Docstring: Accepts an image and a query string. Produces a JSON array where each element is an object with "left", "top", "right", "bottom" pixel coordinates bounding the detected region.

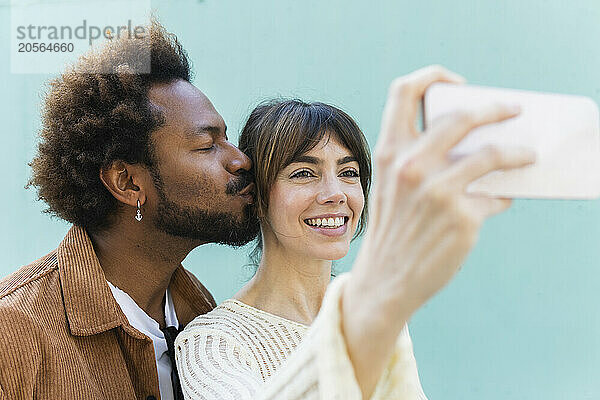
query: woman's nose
[{"left": 316, "top": 180, "right": 347, "bottom": 205}]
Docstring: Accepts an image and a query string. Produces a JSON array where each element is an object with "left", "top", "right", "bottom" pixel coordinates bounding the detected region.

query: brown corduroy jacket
[{"left": 0, "top": 225, "right": 216, "bottom": 400}]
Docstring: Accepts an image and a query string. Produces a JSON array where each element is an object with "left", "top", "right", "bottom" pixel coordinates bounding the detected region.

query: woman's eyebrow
[
  {"left": 292, "top": 155, "right": 320, "bottom": 165},
  {"left": 337, "top": 156, "right": 358, "bottom": 165},
  {"left": 291, "top": 155, "right": 358, "bottom": 165}
]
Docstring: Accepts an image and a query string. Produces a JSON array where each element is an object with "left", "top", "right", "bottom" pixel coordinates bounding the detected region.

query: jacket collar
[{"left": 58, "top": 225, "right": 216, "bottom": 336}]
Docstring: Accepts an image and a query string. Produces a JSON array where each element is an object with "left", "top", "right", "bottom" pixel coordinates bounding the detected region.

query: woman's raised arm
[{"left": 341, "top": 65, "right": 535, "bottom": 398}]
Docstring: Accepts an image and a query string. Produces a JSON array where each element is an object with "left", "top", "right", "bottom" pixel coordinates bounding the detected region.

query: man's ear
[{"left": 99, "top": 161, "right": 148, "bottom": 207}]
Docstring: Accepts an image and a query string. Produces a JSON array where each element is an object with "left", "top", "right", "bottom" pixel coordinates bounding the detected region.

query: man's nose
[{"left": 225, "top": 142, "right": 252, "bottom": 174}]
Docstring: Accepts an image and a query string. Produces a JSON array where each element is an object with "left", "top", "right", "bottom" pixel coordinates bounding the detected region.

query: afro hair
[{"left": 28, "top": 19, "right": 192, "bottom": 231}]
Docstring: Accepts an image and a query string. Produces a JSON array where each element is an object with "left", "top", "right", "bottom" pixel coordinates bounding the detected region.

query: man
[{"left": 0, "top": 20, "right": 534, "bottom": 400}]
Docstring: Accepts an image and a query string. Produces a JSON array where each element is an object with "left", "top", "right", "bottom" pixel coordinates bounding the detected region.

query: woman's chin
[{"left": 303, "top": 245, "right": 349, "bottom": 261}]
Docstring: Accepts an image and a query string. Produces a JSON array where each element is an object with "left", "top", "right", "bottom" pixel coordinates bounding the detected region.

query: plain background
[{"left": 1, "top": 1, "right": 599, "bottom": 398}]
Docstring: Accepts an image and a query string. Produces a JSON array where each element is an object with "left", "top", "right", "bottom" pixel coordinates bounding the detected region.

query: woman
[{"left": 175, "top": 99, "right": 428, "bottom": 399}]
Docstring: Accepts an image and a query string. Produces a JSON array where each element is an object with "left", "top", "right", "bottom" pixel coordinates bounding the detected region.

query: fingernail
[
  {"left": 508, "top": 104, "right": 521, "bottom": 114},
  {"left": 523, "top": 148, "right": 537, "bottom": 161},
  {"left": 513, "top": 146, "right": 536, "bottom": 161},
  {"left": 450, "top": 72, "right": 467, "bottom": 83}
]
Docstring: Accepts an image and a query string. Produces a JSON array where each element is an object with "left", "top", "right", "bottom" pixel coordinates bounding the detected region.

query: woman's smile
[{"left": 303, "top": 215, "right": 350, "bottom": 237}]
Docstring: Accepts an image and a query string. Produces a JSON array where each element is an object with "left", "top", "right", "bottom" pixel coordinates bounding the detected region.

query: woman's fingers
[
  {"left": 422, "top": 103, "right": 522, "bottom": 158},
  {"left": 391, "top": 65, "right": 466, "bottom": 132},
  {"left": 381, "top": 102, "right": 523, "bottom": 185},
  {"left": 377, "top": 65, "right": 466, "bottom": 157},
  {"left": 425, "top": 145, "right": 534, "bottom": 221},
  {"left": 471, "top": 196, "right": 513, "bottom": 217},
  {"left": 440, "top": 145, "right": 537, "bottom": 189}
]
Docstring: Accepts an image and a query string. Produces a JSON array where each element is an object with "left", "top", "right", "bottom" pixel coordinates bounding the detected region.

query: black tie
[{"left": 162, "top": 325, "right": 184, "bottom": 400}]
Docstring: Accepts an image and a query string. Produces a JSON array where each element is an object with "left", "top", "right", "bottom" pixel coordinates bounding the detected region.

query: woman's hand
[{"left": 341, "top": 65, "right": 536, "bottom": 398}]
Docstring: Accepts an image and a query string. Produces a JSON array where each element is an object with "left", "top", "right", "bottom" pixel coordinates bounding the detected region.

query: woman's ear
[{"left": 99, "top": 161, "right": 147, "bottom": 207}]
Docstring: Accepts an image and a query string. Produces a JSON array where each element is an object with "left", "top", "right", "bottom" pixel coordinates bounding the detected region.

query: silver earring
[{"left": 135, "top": 199, "right": 143, "bottom": 222}]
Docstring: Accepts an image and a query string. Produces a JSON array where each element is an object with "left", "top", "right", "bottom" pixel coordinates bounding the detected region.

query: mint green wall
[{"left": 1, "top": 1, "right": 599, "bottom": 398}]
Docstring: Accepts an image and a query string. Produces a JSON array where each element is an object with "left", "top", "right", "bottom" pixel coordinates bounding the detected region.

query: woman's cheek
[
  {"left": 274, "top": 185, "right": 312, "bottom": 236},
  {"left": 349, "top": 187, "right": 365, "bottom": 227}
]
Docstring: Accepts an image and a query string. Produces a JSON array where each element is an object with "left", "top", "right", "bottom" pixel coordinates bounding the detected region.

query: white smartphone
[{"left": 423, "top": 83, "right": 600, "bottom": 199}]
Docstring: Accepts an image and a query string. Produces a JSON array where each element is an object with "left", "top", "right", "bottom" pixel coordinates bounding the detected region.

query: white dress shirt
[{"left": 108, "top": 282, "right": 179, "bottom": 400}]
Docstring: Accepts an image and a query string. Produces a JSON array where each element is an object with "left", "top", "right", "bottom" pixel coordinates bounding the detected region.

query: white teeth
[{"left": 305, "top": 217, "right": 346, "bottom": 228}]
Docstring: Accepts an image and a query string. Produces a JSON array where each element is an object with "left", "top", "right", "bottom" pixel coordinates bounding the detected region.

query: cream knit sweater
[{"left": 175, "top": 273, "right": 428, "bottom": 400}]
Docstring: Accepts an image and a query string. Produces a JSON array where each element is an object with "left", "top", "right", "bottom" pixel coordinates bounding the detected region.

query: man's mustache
[{"left": 225, "top": 172, "right": 254, "bottom": 195}]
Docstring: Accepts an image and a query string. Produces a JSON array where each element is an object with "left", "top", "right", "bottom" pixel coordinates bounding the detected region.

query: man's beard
[{"left": 150, "top": 169, "right": 260, "bottom": 247}]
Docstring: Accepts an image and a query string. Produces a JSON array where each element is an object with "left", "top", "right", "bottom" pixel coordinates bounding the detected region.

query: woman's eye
[
  {"left": 340, "top": 169, "right": 360, "bottom": 178},
  {"left": 290, "top": 169, "right": 314, "bottom": 179}
]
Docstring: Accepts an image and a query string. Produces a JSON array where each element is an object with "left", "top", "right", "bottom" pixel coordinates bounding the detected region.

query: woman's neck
[{"left": 234, "top": 245, "right": 332, "bottom": 326}]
